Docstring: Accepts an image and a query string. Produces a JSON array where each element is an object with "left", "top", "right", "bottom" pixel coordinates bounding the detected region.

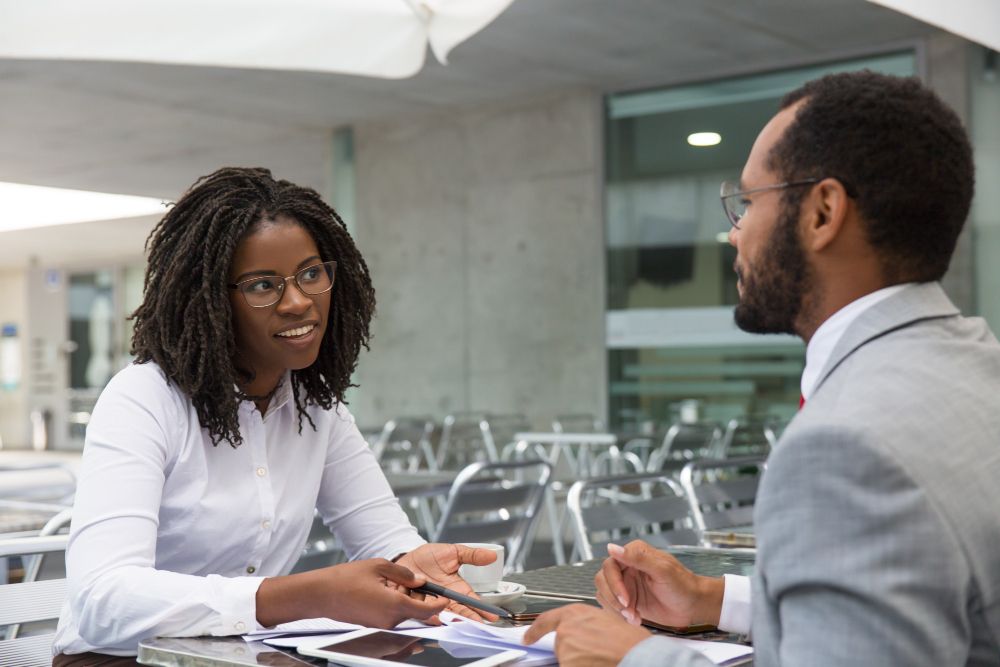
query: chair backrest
[
  {"left": 372, "top": 417, "right": 438, "bottom": 472},
  {"left": 567, "top": 472, "right": 700, "bottom": 561},
  {"left": 0, "top": 534, "right": 70, "bottom": 667},
  {"left": 437, "top": 412, "right": 495, "bottom": 468},
  {"left": 432, "top": 459, "right": 552, "bottom": 573},
  {"left": 552, "top": 414, "right": 605, "bottom": 434},
  {"left": 680, "top": 456, "right": 766, "bottom": 545},
  {"left": 648, "top": 421, "right": 722, "bottom": 469},
  {"left": 720, "top": 417, "right": 775, "bottom": 458},
  {"left": 480, "top": 414, "right": 530, "bottom": 461}
]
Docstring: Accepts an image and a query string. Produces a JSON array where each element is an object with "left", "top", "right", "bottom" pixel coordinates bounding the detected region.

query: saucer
[{"left": 477, "top": 581, "right": 526, "bottom": 606}]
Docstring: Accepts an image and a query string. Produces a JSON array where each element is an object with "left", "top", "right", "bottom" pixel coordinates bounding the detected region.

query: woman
[{"left": 53, "top": 167, "right": 494, "bottom": 665}]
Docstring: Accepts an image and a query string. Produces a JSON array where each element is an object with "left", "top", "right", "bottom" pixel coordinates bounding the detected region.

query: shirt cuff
[
  {"left": 621, "top": 636, "right": 691, "bottom": 667},
  {"left": 208, "top": 575, "right": 266, "bottom": 635},
  {"left": 717, "top": 574, "right": 752, "bottom": 635}
]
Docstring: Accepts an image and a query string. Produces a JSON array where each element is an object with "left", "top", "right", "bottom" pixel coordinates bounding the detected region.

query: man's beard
[{"left": 733, "top": 204, "right": 811, "bottom": 335}]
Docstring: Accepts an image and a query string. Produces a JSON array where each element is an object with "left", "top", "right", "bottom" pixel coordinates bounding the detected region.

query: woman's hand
[
  {"left": 595, "top": 541, "right": 723, "bottom": 629},
  {"left": 396, "top": 543, "right": 499, "bottom": 621},
  {"left": 255, "top": 559, "right": 448, "bottom": 629}
]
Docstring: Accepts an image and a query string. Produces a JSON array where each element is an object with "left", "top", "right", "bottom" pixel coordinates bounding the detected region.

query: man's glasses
[
  {"left": 228, "top": 260, "right": 337, "bottom": 308},
  {"left": 719, "top": 178, "right": 820, "bottom": 230}
]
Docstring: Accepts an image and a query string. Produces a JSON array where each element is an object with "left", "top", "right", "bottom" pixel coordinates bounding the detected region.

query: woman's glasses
[{"left": 228, "top": 260, "right": 337, "bottom": 308}]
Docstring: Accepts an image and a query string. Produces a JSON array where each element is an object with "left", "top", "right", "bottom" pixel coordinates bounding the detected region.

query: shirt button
[
  {"left": 256, "top": 467, "right": 266, "bottom": 477},
  {"left": 235, "top": 621, "right": 247, "bottom": 632},
  {"left": 246, "top": 565, "right": 256, "bottom": 574},
  {"left": 262, "top": 520, "right": 271, "bottom": 530}
]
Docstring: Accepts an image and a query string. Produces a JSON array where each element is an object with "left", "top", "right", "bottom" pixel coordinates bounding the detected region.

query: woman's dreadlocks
[{"left": 131, "top": 167, "right": 375, "bottom": 448}]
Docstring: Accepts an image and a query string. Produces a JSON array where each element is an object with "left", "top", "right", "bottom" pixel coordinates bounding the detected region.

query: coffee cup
[{"left": 458, "top": 543, "right": 505, "bottom": 593}]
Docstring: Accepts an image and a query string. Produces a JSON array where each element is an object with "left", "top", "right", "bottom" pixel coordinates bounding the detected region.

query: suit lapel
[{"left": 812, "top": 282, "right": 959, "bottom": 395}]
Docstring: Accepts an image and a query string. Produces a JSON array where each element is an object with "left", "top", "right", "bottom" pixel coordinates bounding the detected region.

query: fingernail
[
  {"left": 621, "top": 609, "right": 633, "bottom": 623},
  {"left": 617, "top": 594, "right": 628, "bottom": 607},
  {"left": 608, "top": 544, "right": 624, "bottom": 556}
]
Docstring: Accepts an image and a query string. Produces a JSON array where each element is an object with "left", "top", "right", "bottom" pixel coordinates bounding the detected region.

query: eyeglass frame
[
  {"left": 227, "top": 260, "right": 337, "bottom": 308},
  {"left": 719, "top": 178, "right": 821, "bottom": 230}
]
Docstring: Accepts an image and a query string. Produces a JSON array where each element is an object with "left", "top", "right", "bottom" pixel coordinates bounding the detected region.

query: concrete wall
[{"left": 351, "top": 90, "right": 607, "bottom": 428}]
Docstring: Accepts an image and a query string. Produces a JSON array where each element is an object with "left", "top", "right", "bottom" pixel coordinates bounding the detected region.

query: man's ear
[{"left": 802, "top": 177, "right": 851, "bottom": 252}]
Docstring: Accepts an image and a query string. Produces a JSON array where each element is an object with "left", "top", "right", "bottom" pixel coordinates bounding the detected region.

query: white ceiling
[{"left": 0, "top": 0, "right": 935, "bottom": 267}]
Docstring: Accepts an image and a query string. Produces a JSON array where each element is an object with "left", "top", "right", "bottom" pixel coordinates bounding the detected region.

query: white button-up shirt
[{"left": 54, "top": 362, "right": 424, "bottom": 656}]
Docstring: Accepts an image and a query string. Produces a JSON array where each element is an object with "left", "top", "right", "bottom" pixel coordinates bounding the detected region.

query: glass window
[{"left": 605, "top": 52, "right": 916, "bottom": 430}]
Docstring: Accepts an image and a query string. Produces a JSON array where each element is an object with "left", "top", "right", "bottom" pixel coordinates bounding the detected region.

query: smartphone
[{"left": 297, "top": 629, "right": 526, "bottom": 667}]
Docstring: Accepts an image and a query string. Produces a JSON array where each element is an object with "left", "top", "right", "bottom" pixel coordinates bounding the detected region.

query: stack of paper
[{"left": 257, "top": 612, "right": 751, "bottom": 666}]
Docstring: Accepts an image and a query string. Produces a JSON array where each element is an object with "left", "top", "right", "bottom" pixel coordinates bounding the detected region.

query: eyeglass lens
[
  {"left": 239, "top": 261, "right": 336, "bottom": 307},
  {"left": 719, "top": 181, "right": 744, "bottom": 228}
]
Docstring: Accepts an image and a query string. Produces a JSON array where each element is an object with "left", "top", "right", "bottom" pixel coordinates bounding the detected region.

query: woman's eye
[
  {"left": 245, "top": 278, "right": 277, "bottom": 293},
  {"left": 300, "top": 267, "right": 321, "bottom": 282}
]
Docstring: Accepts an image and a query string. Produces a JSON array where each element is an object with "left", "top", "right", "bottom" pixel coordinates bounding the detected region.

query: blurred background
[{"left": 0, "top": 0, "right": 997, "bottom": 450}]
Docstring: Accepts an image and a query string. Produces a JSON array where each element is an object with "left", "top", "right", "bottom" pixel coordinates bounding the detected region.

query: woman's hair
[{"left": 131, "top": 166, "right": 376, "bottom": 448}]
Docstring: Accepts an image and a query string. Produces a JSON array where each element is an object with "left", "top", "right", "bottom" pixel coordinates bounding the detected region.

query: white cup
[{"left": 458, "top": 543, "right": 505, "bottom": 593}]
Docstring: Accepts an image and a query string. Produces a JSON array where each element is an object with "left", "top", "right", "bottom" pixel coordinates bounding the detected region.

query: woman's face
[{"left": 228, "top": 216, "right": 331, "bottom": 392}]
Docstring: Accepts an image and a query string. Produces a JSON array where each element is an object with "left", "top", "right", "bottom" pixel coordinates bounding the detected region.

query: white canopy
[
  {"left": 0, "top": 0, "right": 516, "bottom": 78},
  {"left": 866, "top": 0, "right": 1000, "bottom": 51}
]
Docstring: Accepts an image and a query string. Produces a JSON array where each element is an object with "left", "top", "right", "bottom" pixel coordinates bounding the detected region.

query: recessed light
[
  {"left": 0, "top": 182, "right": 165, "bottom": 232},
  {"left": 687, "top": 132, "right": 721, "bottom": 147},
  {"left": 715, "top": 232, "right": 731, "bottom": 244}
]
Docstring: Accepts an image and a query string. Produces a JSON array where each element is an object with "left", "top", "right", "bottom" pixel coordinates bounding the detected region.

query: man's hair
[
  {"left": 771, "top": 70, "right": 974, "bottom": 282},
  {"left": 131, "top": 167, "right": 376, "bottom": 448}
]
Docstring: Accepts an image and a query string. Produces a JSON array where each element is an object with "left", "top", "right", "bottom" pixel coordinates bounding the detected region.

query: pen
[{"left": 412, "top": 581, "right": 513, "bottom": 619}]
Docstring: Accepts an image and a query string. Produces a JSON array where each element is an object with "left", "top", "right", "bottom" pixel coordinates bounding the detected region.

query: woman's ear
[{"left": 802, "top": 177, "right": 851, "bottom": 252}]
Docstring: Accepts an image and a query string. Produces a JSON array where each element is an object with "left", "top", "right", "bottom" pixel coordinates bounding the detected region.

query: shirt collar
[
  {"left": 236, "top": 371, "right": 294, "bottom": 418},
  {"left": 800, "top": 283, "right": 912, "bottom": 400}
]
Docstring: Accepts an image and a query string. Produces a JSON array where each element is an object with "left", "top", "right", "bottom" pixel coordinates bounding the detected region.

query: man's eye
[
  {"left": 739, "top": 198, "right": 752, "bottom": 207},
  {"left": 245, "top": 278, "right": 277, "bottom": 293}
]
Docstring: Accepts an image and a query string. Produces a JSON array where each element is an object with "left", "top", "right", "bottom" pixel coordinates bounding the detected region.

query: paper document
[
  {"left": 246, "top": 617, "right": 426, "bottom": 641},
  {"left": 424, "top": 612, "right": 751, "bottom": 666}
]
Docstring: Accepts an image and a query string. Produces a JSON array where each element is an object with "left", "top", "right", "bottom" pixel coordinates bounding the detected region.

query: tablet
[{"left": 297, "top": 629, "right": 526, "bottom": 667}]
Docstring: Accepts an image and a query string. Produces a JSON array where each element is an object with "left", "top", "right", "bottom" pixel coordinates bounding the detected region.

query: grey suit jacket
[{"left": 621, "top": 282, "right": 1000, "bottom": 666}]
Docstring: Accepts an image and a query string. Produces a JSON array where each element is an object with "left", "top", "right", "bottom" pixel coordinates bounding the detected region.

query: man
[{"left": 524, "top": 71, "right": 1000, "bottom": 665}]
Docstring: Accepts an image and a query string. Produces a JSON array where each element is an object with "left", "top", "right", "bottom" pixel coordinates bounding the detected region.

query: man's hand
[
  {"left": 256, "top": 559, "right": 448, "bottom": 629},
  {"left": 396, "top": 543, "right": 499, "bottom": 621},
  {"left": 523, "top": 604, "right": 650, "bottom": 667},
  {"left": 595, "top": 541, "right": 723, "bottom": 628}
]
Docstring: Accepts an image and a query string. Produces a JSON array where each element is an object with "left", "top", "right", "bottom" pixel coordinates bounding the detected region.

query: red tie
[{"left": 799, "top": 394, "right": 806, "bottom": 410}]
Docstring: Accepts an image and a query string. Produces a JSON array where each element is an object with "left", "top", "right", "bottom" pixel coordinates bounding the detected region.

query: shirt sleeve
[
  {"left": 620, "top": 636, "right": 716, "bottom": 667},
  {"left": 314, "top": 405, "right": 425, "bottom": 560},
  {"left": 717, "top": 574, "right": 752, "bottom": 635},
  {"left": 65, "top": 368, "right": 264, "bottom": 653}
]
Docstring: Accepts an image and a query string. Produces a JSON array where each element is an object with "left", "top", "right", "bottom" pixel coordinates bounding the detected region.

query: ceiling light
[
  {"left": 0, "top": 182, "right": 166, "bottom": 232},
  {"left": 687, "top": 132, "right": 721, "bottom": 147},
  {"left": 716, "top": 232, "right": 731, "bottom": 243}
]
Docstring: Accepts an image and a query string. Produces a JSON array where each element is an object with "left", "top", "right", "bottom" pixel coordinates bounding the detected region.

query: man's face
[{"left": 729, "top": 105, "right": 812, "bottom": 336}]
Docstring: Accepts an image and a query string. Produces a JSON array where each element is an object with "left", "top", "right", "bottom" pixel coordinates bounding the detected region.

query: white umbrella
[
  {"left": 0, "top": 0, "right": 516, "bottom": 79},
  {"left": 866, "top": 0, "right": 1000, "bottom": 52}
]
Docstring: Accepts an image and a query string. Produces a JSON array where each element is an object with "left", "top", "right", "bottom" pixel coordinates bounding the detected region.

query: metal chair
[
  {"left": 437, "top": 412, "right": 496, "bottom": 469},
  {"left": 567, "top": 472, "right": 700, "bottom": 562},
  {"left": 680, "top": 456, "right": 766, "bottom": 546},
  {"left": 647, "top": 421, "right": 723, "bottom": 470},
  {"left": 432, "top": 459, "right": 552, "bottom": 573},
  {"left": 719, "top": 416, "right": 778, "bottom": 458},
  {"left": 372, "top": 417, "right": 438, "bottom": 472},
  {"left": 481, "top": 414, "right": 531, "bottom": 463},
  {"left": 0, "top": 534, "right": 69, "bottom": 666}
]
